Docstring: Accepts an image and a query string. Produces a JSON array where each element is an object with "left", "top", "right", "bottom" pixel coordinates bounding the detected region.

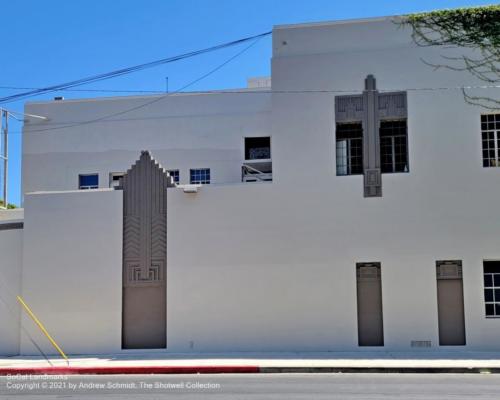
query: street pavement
[{"left": 1, "top": 373, "right": 500, "bottom": 399}]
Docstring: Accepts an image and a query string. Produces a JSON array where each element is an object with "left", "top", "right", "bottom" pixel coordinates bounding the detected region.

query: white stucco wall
[
  {"left": 11, "top": 17, "right": 500, "bottom": 353},
  {"left": 167, "top": 178, "right": 500, "bottom": 352},
  {"left": 22, "top": 91, "right": 271, "bottom": 198},
  {"left": 20, "top": 189, "right": 122, "bottom": 355},
  {"left": 0, "top": 211, "right": 23, "bottom": 356}
]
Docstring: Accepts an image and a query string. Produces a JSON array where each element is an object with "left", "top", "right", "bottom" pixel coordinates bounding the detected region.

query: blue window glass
[
  {"left": 190, "top": 168, "right": 210, "bottom": 184},
  {"left": 79, "top": 174, "right": 99, "bottom": 189}
]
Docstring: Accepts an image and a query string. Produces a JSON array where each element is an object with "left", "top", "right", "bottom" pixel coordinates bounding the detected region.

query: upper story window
[
  {"left": 481, "top": 114, "right": 500, "bottom": 168},
  {"left": 484, "top": 261, "right": 500, "bottom": 317},
  {"left": 242, "top": 137, "right": 272, "bottom": 183},
  {"left": 380, "top": 120, "right": 409, "bottom": 173},
  {"left": 245, "top": 137, "right": 271, "bottom": 160},
  {"left": 190, "top": 168, "right": 210, "bottom": 185},
  {"left": 79, "top": 174, "right": 99, "bottom": 190},
  {"left": 167, "top": 169, "right": 180, "bottom": 184},
  {"left": 336, "top": 123, "right": 363, "bottom": 176},
  {"left": 109, "top": 172, "right": 124, "bottom": 189}
]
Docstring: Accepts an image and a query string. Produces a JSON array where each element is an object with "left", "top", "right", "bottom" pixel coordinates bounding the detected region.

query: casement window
[
  {"left": 79, "top": 174, "right": 98, "bottom": 190},
  {"left": 167, "top": 170, "right": 180, "bottom": 184},
  {"left": 484, "top": 261, "right": 500, "bottom": 317},
  {"left": 336, "top": 123, "right": 363, "bottom": 176},
  {"left": 380, "top": 120, "right": 409, "bottom": 173},
  {"left": 481, "top": 114, "right": 500, "bottom": 168},
  {"left": 190, "top": 168, "right": 210, "bottom": 184}
]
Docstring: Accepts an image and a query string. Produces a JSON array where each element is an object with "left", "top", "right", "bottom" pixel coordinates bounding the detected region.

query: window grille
[
  {"left": 167, "top": 170, "right": 180, "bottom": 184},
  {"left": 481, "top": 114, "right": 500, "bottom": 168},
  {"left": 79, "top": 174, "right": 99, "bottom": 190},
  {"left": 484, "top": 261, "right": 500, "bottom": 317},
  {"left": 380, "top": 120, "right": 408, "bottom": 173},
  {"left": 245, "top": 137, "right": 271, "bottom": 160},
  {"left": 336, "top": 123, "right": 363, "bottom": 176},
  {"left": 190, "top": 168, "right": 210, "bottom": 184}
]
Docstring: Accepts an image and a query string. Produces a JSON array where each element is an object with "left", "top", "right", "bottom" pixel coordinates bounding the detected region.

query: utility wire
[
  {"left": 15, "top": 83, "right": 500, "bottom": 135},
  {"left": 0, "top": 86, "right": 164, "bottom": 94},
  {"left": 4, "top": 83, "right": 500, "bottom": 97},
  {"left": 22, "top": 35, "right": 266, "bottom": 134},
  {"left": 0, "top": 31, "right": 271, "bottom": 105}
]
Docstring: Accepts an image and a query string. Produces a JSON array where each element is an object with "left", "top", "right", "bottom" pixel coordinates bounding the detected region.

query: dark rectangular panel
[
  {"left": 356, "top": 263, "right": 384, "bottom": 346},
  {"left": 436, "top": 261, "right": 466, "bottom": 346}
]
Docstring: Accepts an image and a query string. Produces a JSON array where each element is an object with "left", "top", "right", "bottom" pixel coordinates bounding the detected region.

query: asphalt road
[{"left": 1, "top": 373, "right": 500, "bottom": 399}]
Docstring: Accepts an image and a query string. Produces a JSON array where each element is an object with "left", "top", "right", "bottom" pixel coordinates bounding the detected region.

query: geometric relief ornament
[
  {"left": 335, "top": 75, "right": 407, "bottom": 198},
  {"left": 122, "top": 151, "right": 175, "bottom": 349}
]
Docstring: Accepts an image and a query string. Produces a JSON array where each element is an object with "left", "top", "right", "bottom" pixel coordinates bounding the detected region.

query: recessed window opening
[
  {"left": 109, "top": 172, "right": 125, "bottom": 189},
  {"left": 79, "top": 174, "right": 99, "bottom": 190},
  {"left": 245, "top": 137, "right": 271, "bottom": 160},
  {"left": 380, "top": 120, "right": 408, "bottom": 173},
  {"left": 336, "top": 123, "right": 363, "bottom": 176},
  {"left": 484, "top": 261, "right": 500, "bottom": 317},
  {"left": 190, "top": 168, "right": 210, "bottom": 184},
  {"left": 481, "top": 114, "right": 500, "bottom": 168},
  {"left": 167, "top": 170, "right": 180, "bottom": 184}
]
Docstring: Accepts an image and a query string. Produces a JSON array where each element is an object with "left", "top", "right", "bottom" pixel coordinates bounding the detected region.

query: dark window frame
[
  {"left": 484, "top": 260, "right": 500, "bottom": 318},
  {"left": 244, "top": 137, "right": 271, "bottom": 160},
  {"left": 190, "top": 168, "right": 211, "bottom": 185},
  {"left": 380, "top": 119, "right": 409, "bottom": 174},
  {"left": 481, "top": 114, "right": 500, "bottom": 168},
  {"left": 336, "top": 122, "right": 363, "bottom": 176},
  {"left": 79, "top": 173, "right": 99, "bottom": 190},
  {"left": 167, "top": 169, "right": 180, "bottom": 184}
]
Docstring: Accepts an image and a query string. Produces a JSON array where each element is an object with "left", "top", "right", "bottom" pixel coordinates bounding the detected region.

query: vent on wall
[
  {"left": 436, "top": 260, "right": 463, "bottom": 280},
  {"left": 411, "top": 340, "right": 432, "bottom": 348}
]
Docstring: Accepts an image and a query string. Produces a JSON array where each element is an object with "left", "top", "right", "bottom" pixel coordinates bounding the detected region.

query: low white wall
[
  {"left": 21, "top": 189, "right": 122, "bottom": 355},
  {"left": 167, "top": 181, "right": 500, "bottom": 352},
  {"left": 0, "top": 219, "right": 23, "bottom": 356}
]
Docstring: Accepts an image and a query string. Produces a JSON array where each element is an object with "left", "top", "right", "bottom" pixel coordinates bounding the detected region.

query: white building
[{"left": 1, "top": 16, "right": 500, "bottom": 356}]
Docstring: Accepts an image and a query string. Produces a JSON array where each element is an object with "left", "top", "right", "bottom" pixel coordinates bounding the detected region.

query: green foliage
[
  {"left": 0, "top": 200, "right": 16, "bottom": 209},
  {"left": 398, "top": 6, "right": 500, "bottom": 109},
  {"left": 403, "top": 6, "right": 500, "bottom": 49}
]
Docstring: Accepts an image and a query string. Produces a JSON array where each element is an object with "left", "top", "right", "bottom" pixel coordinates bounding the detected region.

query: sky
[{"left": 0, "top": 0, "right": 494, "bottom": 205}]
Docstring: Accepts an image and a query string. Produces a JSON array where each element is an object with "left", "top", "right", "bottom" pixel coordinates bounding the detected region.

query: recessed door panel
[
  {"left": 356, "top": 263, "right": 384, "bottom": 346},
  {"left": 436, "top": 261, "right": 466, "bottom": 346}
]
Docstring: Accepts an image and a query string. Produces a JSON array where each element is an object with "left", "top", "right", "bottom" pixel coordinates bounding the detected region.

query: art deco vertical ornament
[
  {"left": 122, "top": 151, "right": 174, "bottom": 349},
  {"left": 335, "top": 75, "right": 407, "bottom": 197}
]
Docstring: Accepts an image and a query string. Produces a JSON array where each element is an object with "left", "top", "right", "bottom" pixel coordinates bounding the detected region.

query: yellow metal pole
[{"left": 16, "top": 296, "right": 69, "bottom": 363}]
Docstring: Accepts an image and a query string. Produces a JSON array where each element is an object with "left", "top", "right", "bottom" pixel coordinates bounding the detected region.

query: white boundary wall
[
  {"left": 0, "top": 211, "right": 23, "bottom": 356},
  {"left": 20, "top": 190, "right": 122, "bottom": 355}
]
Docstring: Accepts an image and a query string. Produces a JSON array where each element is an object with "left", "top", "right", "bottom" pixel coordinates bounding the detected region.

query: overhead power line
[
  {"left": 8, "top": 83, "right": 499, "bottom": 135},
  {"left": 0, "top": 31, "right": 272, "bottom": 105},
  {"left": 0, "top": 85, "right": 164, "bottom": 94},
  {"left": 3, "top": 83, "right": 500, "bottom": 96},
  {"left": 21, "top": 34, "right": 267, "bottom": 134}
]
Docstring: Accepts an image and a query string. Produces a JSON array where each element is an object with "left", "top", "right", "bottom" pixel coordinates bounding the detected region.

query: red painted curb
[{"left": 0, "top": 365, "right": 260, "bottom": 376}]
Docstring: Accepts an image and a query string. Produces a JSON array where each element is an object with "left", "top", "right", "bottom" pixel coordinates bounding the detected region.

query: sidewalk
[{"left": 1, "top": 352, "right": 500, "bottom": 375}]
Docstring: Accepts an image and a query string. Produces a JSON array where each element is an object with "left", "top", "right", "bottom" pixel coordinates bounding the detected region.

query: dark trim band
[{"left": 0, "top": 222, "right": 24, "bottom": 231}]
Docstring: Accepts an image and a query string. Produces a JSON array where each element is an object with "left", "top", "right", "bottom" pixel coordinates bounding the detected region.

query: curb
[
  {"left": 260, "top": 367, "right": 500, "bottom": 374},
  {"left": 0, "top": 366, "right": 260, "bottom": 376},
  {"left": 0, "top": 366, "right": 499, "bottom": 375}
]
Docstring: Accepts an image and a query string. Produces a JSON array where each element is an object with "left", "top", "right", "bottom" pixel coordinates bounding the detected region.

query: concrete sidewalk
[{"left": 1, "top": 352, "right": 500, "bottom": 375}]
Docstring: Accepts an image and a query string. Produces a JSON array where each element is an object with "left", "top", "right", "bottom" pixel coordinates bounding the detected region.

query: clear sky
[{"left": 0, "top": 0, "right": 493, "bottom": 205}]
